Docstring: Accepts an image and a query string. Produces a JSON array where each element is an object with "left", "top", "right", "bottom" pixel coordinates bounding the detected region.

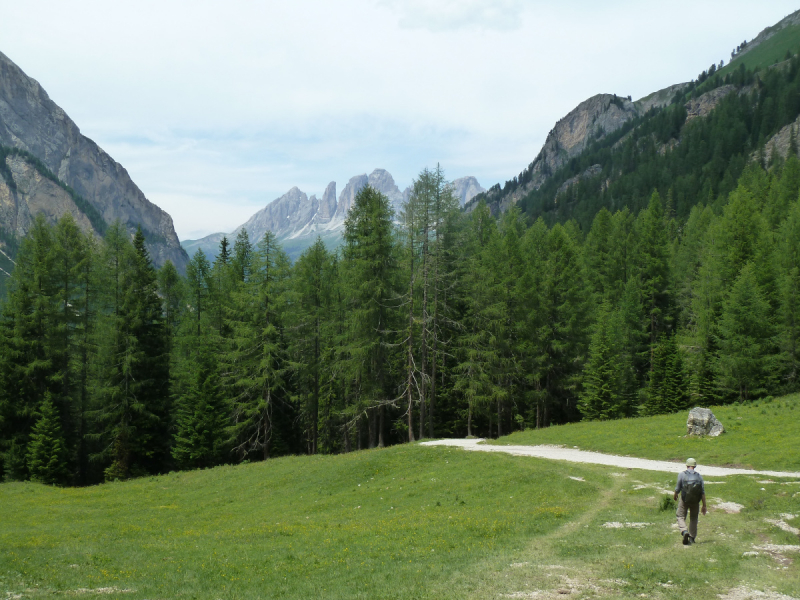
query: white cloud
[{"left": 376, "top": 0, "right": 525, "bottom": 31}]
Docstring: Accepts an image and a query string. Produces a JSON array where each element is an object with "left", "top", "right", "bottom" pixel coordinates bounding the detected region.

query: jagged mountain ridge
[
  {"left": 182, "top": 170, "right": 484, "bottom": 261},
  {"left": 0, "top": 50, "right": 188, "bottom": 270}
]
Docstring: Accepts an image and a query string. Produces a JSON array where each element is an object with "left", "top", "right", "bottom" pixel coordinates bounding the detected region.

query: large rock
[{"left": 686, "top": 407, "right": 725, "bottom": 437}]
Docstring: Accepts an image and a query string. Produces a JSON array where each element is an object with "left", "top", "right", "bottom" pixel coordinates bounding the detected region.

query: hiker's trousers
[{"left": 676, "top": 496, "right": 699, "bottom": 539}]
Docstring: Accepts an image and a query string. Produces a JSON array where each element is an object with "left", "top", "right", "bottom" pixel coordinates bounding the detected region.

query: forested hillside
[
  {"left": 472, "top": 33, "right": 800, "bottom": 230},
  {"left": 2, "top": 143, "right": 800, "bottom": 485}
]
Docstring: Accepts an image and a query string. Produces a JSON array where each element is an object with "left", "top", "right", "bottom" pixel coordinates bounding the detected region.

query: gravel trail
[{"left": 419, "top": 438, "right": 800, "bottom": 478}]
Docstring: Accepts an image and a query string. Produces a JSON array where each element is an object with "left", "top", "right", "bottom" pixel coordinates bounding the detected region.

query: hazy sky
[{"left": 1, "top": 1, "right": 798, "bottom": 240}]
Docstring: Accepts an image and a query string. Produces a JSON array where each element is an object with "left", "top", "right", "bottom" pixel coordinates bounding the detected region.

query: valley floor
[{"left": 2, "top": 442, "right": 799, "bottom": 599}]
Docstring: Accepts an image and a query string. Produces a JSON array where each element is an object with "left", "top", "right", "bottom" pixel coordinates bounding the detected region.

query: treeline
[{"left": 2, "top": 159, "right": 799, "bottom": 486}]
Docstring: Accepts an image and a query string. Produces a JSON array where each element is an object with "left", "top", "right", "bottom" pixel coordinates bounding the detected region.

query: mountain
[
  {"left": 183, "top": 169, "right": 484, "bottom": 261},
  {"left": 466, "top": 86, "right": 687, "bottom": 215},
  {"left": 468, "top": 8, "right": 800, "bottom": 223},
  {"left": 0, "top": 50, "right": 188, "bottom": 272}
]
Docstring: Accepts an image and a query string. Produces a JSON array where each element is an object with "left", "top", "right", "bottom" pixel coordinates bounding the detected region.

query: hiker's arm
[
  {"left": 674, "top": 473, "right": 682, "bottom": 501},
  {"left": 701, "top": 493, "right": 707, "bottom": 515}
]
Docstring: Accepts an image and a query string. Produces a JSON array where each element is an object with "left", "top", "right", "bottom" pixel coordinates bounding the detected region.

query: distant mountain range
[
  {"left": 181, "top": 171, "right": 484, "bottom": 261},
  {"left": 0, "top": 50, "right": 188, "bottom": 271}
]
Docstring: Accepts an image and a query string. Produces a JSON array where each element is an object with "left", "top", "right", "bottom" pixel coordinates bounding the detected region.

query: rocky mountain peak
[{"left": 0, "top": 50, "right": 188, "bottom": 269}]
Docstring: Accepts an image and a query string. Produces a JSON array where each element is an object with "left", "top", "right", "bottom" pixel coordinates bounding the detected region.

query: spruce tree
[
  {"left": 27, "top": 394, "right": 69, "bottom": 485},
  {"left": 714, "top": 263, "right": 776, "bottom": 402},
  {"left": 172, "top": 353, "right": 226, "bottom": 469},
  {"left": 635, "top": 191, "right": 674, "bottom": 369},
  {"left": 289, "top": 237, "right": 335, "bottom": 453},
  {"left": 579, "top": 302, "right": 621, "bottom": 420},
  {"left": 340, "top": 186, "right": 398, "bottom": 444},
  {"left": 226, "top": 231, "right": 290, "bottom": 460}
]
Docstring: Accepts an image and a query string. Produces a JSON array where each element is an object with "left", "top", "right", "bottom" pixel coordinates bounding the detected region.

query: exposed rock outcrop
[
  {"left": 556, "top": 164, "right": 603, "bottom": 197},
  {"left": 686, "top": 407, "right": 725, "bottom": 437},
  {"left": 0, "top": 154, "right": 95, "bottom": 238},
  {"left": 0, "top": 50, "right": 188, "bottom": 269},
  {"left": 685, "top": 85, "right": 737, "bottom": 121},
  {"left": 452, "top": 176, "right": 485, "bottom": 206},
  {"left": 753, "top": 113, "right": 800, "bottom": 164},
  {"left": 467, "top": 85, "right": 689, "bottom": 214}
]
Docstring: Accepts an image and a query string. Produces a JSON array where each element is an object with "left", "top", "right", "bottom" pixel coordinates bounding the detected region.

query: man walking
[{"left": 674, "top": 458, "right": 707, "bottom": 545}]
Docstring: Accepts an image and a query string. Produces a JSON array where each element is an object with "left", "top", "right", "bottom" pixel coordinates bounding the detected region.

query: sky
[{"left": 1, "top": 1, "right": 799, "bottom": 240}]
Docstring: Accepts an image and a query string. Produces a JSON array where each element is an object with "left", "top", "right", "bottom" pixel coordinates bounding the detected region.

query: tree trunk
[
  {"left": 497, "top": 397, "right": 502, "bottom": 438},
  {"left": 378, "top": 404, "right": 385, "bottom": 448},
  {"left": 368, "top": 408, "right": 376, "bottom": 449}
]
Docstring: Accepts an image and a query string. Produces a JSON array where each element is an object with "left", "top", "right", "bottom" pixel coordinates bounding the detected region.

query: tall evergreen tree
[
  {"left": 579, "top": 302, "right": 622, "bottom": 421},
  {"left": 714, "top": 263, "right": 776, "bottom": 401},
  {"left": 26, "top": 394, "right": 69, "bottom": 485},
  {"left": 226, "top": 231, "right": 291, "bottom": 460},
  {"left": 340, "top": 186, "right": 399, "bottom": 445}
]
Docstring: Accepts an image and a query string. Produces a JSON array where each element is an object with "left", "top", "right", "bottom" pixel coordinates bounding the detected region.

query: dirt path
[{"left": 420, "top": 438, "right": 800, "bottom": 478}]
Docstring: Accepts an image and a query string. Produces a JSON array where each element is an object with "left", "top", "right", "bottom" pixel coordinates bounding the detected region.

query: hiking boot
[
  {"left": 682, "top": 532, "right": 690, "bottom": 545},
  {"left": 689, "top": 536, "right": 696, "bottom": 544}
]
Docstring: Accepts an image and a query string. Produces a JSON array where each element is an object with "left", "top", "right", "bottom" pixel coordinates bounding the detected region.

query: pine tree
[
  {"left": 532, "top": 223, "right": 589, "bottom": 425},
  {"left": 453, "top": 202, "right": 505, "bottom": 436},
  {"left": 226, "top": 231, "right": 291, "bottom": 460},
  {"left": 643, "top": 333, "right": 687, "bottom": 415},
  {"left": 172, "top": 352, "right": 226, "bottom": 469},
  {"left": 340, "top": 186, "right": 399, "bottom": 445},
  {"left": 635, "top": 191, "right": 674, "bottom": 369},
  {"left": 714, "top": 263, "right": 776, "bottom": 402},
  {"left": 777, "top": 197, "right": 800, "bottom": 392},
  {"left": 289, "top": 237, "right": 335, "bottom": 453},
  {"left": 91, "top": 225, "right": 170, "bottom": 479},
  {"left": 579, "top": 302, "right": 621, "bottom": 420},
  {"left": 26, "top": 394, "right": 69, "bottom": 485}
]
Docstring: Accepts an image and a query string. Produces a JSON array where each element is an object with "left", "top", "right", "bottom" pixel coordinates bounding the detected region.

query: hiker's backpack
[{"left": 682, "top": 470, "right": 703, "bottom": 504}]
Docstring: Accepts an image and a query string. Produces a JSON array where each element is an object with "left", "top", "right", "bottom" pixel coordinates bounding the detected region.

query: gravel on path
[{"left": 419, "top": 438, "right": 800, "bottom": 478}]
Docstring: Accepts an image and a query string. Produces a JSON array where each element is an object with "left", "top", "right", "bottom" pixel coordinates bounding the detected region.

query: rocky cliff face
[
  {"left": 452, "top": 176, "right": 485, "bottom": 206},
  {"left": 0, "top": 154, "right": 96, "bottom": 238},
  {"left": 185, "top": 168, "right": 484, "bottom": 260},
  {"left": 467, "top": 85, "right": 689, "bottom": 214},
  {"left": 0, "top": 50, "right": 188, "bottom": 269}
]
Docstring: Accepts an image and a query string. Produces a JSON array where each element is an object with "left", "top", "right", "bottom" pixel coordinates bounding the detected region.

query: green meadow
[
  {"left": 2, "top": 398, "right": 800, "bottom": 599},
  {"left": 493, "top": 394, "right": 800, "bottom": 472}
]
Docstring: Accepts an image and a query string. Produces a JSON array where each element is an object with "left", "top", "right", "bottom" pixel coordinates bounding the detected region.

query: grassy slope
[
  {"left": 2, "top": 440, "right": 799, "bottom": 599},
  {"left": 723, "top": 23, "right": 800, "bottom": 74},
  {"left": 492, "top": 394, "right": 800, "bottom": 472}
]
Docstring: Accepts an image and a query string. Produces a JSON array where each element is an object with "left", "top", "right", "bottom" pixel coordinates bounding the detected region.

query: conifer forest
[{"left": 3, "top": 59, "right": 800, "bottom": 487}]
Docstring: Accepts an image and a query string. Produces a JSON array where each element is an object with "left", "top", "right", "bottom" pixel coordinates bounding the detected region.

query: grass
[
  {"left": 2, "top": 401, "right": 800, "bottom": 599},
  {"left": 0, "top": 396, "right": 800, "bottom": 600},
  {"left": 1, "top": 446, "right": 596, "bottom": 599},
  {"left": 491, "top": 393, "right": 800, "bottom": 472},
  {"left": 723, "top": 22, "right": 800, "bottom": 75}
]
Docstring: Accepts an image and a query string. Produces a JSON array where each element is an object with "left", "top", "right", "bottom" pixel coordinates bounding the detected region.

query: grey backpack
[{"left": 682, "top": 470, "right": 703, "bottom": 504}]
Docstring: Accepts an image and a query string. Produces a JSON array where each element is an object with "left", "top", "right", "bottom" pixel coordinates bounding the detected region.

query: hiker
[{"left": 673, "top": 457, "right": 707, "bottom": 545}]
